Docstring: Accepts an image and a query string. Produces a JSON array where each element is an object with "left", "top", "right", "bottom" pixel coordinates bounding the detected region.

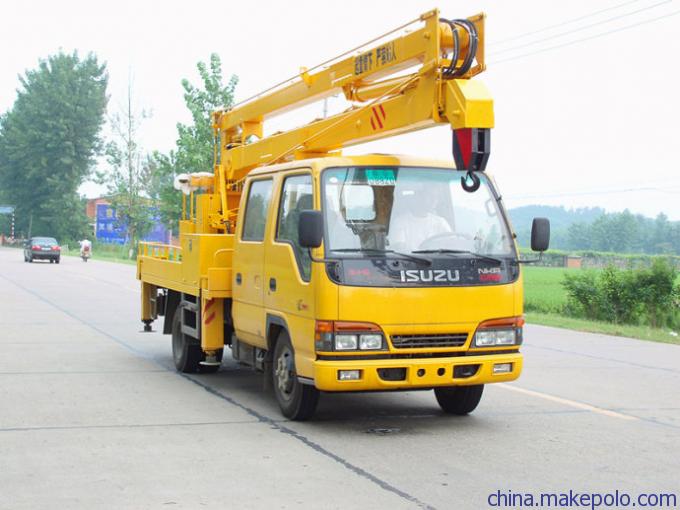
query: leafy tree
[
  {"left": 0, "top": 52, "right": 107, "bottom": 242},
  {"left": 95, "top": 80, "right": 153, "bottom": 254},
  {"left": 150, "top": 54, "right": 238, "bottom": 233}
]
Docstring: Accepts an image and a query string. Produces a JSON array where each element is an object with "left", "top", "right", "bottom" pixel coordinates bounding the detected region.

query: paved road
[{"left": 1, "top": 247, "right": 679, "bottom": 509}]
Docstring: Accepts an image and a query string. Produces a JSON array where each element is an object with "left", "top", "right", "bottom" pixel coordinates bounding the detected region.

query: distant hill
[
  {"left": 508, "top": 205, "right": 605, "bottom": 232},
  {"left": 508, "top": 205, "right": 606, "bottom": 249},
  {"left": 507, "top": 205, "right": 680, "bottom": 254}
]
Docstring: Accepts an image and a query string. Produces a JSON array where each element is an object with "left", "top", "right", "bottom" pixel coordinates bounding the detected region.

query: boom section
[{"left": 214, "top": 9, "right": 493, "bottom": 184}]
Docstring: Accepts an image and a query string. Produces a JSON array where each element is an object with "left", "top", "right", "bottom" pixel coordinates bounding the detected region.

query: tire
[
  {"left": 434, "top": 385, "right": 484, "bottom": 415},
  {"left": 170, "top": 306, "right": 223, "bottom": 373},
  {"left": 272, "top": 331, "right": 319, "bottom": 420},
  {"left": 171, "top": 306, "right": 202, "bottom": 373},
  {"left": 28, "top": 256, "right": 33, "bottom": 263},
  {"left": 55, "top": 258, "right": 60, "bottom": 264}
]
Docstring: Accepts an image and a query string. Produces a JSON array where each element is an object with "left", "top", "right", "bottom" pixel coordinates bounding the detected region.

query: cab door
[
  {"left": 232, "top": 177, "right": 274, "bottom": 348},
  {"left": 264, "top": 172, "right": 316, "bottom": 375}
]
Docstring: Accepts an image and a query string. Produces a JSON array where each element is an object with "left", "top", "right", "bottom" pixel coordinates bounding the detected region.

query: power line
[
  {"left": 491, "top": 9, "right": 680, "bottom": 65},
  {"left": 493, "top": 0, "right": 644, "bottom": 45},
  {"left": 489, "top": 0, "right": 671, "bottom": 56},
  {"left": 506, "top": 185, "right": 680, "bottom": 200}
]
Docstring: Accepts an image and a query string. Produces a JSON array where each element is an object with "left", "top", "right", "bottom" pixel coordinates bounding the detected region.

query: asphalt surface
[{"left": 1, "top": 246, "right": 679, "bottom": 509}]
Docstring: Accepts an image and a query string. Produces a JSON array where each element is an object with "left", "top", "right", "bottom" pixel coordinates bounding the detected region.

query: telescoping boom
[{"left": 190, "top": 9, "right": 494, "bottom": 231}]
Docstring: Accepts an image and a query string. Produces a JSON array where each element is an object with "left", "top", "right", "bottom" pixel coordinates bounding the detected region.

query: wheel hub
[{"left": 275, "top": 349, "right": 294, "bottom": 397}]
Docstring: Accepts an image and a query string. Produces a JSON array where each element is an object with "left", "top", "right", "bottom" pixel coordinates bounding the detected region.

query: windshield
[
  {"left": 322, "top": 167, "right": 515, "bottom": 258},
  {"left": 34, "top": 237, "right": 58, "bottom": 245}
]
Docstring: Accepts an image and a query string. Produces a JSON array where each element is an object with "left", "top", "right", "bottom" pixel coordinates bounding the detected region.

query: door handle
[
  {"left": 269, "top": 278, "right": 277, "bottom": 292},
  {"left": 235, "top": 273, "right": 242, "bottom": 285}
]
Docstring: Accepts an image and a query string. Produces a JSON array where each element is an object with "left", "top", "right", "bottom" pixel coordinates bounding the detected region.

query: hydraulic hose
[{"left": 440, "top": 18, "right": 479, "bottom": 78}]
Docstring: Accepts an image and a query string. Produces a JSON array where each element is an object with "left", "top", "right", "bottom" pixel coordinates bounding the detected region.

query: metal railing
[{"left": 138, "top": 242, "right": 182, "bottom": 262}]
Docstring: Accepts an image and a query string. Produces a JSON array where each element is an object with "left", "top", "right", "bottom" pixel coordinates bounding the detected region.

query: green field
[
  {"left": 522, "top": 266, "right": 571, "bottom": 314},
  {"left": 522, "top": 266, "right": 680, "bottom": 345}
]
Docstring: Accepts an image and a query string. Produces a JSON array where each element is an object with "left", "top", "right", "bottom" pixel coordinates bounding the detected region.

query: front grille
[{"left": 389, "top": 333, "right": 468, "bottom": 349}]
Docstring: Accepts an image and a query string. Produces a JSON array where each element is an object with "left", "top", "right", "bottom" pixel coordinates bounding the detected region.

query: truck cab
[{"left": 229, "top": 154, "right": 525, "bottom": 419}]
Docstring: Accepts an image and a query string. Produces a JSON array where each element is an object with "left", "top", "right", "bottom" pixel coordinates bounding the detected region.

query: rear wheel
[
  {"left": 272, "top": 331, "right": 319, "bottom": 420},
  {"left": 434, "top": 385, "right": 484, "bottom": 415},
  {"left": 28, "top": 256, "right": 33, "bottom": 263},
  {"left": 171, "top": 307, "right": 202, "bottom": 373},
  {"left": 170, "top": 306, "right": 223, "bottom": 373},
  {"left": 55, "top": 257, "right": 60, "bottom": 264}
]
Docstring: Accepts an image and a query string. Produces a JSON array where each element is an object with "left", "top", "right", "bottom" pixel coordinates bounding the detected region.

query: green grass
[
  {"left": 525, "top": 311, "right": 680, "bottom": 345},
  {"left": 522, "top": 266, "right": 572, "bottom": 314},
  {"left": 523, "top": 266, "right": 680, "bottom": 345}
]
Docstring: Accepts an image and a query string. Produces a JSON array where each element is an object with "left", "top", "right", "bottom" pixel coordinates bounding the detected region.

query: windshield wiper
[
  {"left": 332, "top": 248, "right": 431, "bottom": 266},
  {"left": 411, "top": 249, "right": 504, "bottom": 265}
]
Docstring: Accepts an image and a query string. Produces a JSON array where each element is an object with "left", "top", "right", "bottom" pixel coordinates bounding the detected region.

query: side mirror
[
  {"left": 531, "top": 217, "right": 550, "bottom": 252},
  {"left": 298, "top": 210, "right": 324, "bottom": 248}
]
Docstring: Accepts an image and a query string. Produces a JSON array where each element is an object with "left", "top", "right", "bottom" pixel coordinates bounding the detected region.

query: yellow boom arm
[{"left": 210, "top": 9, "right": 494, "bottom": 229}]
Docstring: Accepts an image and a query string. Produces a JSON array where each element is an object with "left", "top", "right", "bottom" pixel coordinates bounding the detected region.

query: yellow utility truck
[{"left": 137, "top": 10, "right": 550, "bottom": 420}]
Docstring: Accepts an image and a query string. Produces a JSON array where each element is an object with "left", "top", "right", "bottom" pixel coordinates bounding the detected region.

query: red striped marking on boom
[{"left": 369, "top": 105, "right": 387, "bottom": 131}]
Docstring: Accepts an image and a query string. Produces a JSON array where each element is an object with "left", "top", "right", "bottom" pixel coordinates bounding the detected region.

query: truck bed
[{"left": 137, "top": 234, "right": 234, "bottom": 299}]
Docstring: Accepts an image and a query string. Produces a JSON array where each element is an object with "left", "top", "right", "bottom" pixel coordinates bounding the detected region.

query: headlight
[
  {"left": 474, "top": 330, "right": 497, "bottom": 346},
  {"left": 359, "top": 334, "right": 383, "bottom": 350},
  {"left": 474, "top": 328, "right": 518, "bottom": 347},
  {"left": 495, "top": 330, "right": 516, "bottom": 345},
  {"left": 315, "top": 321, "right": 386, "bottom": 352},
  {"left": 335, "top": 334, "right": 358, "bottom": 350}
]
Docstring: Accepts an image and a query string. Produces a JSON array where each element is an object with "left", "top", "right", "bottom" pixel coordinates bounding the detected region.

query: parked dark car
[{"left": 24, "top": 237, "right": 61, "bottom": 263}]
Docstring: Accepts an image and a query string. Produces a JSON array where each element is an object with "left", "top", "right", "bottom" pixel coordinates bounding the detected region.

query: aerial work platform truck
[{"left": 137, "top": 9, "right": 550, "bottom": 420}]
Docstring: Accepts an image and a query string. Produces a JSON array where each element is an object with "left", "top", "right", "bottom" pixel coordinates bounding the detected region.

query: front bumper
[{"left": 313, "top": 352, "right": 522, "bottom": 391}]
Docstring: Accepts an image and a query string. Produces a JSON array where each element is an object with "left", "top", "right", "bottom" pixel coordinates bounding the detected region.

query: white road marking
[{"left": 498, "top": 383, "right": 639, "bottom": 421}]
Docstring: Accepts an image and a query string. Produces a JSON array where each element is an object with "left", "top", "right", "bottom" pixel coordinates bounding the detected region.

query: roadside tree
[
  {"left": 150, "top": 54, "right": 238, "bottom": 233},
  {"left": 0, "top": 52, "right": 107, "bottom": 241}
]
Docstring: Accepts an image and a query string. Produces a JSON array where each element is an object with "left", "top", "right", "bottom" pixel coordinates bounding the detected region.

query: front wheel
[
  {"left": 272, "top": 331, "right": 319, "bottom": 420},
  {"left": 434, "top": 385, "right": 484, "bottom": 415}
]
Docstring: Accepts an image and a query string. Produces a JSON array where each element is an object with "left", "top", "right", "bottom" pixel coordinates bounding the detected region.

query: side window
[
  {"left": 276, "top": 174, "right": 313, "bottom": 281},
  {"left": 242, "top": 179, "right": 273, "bottom": 241}
]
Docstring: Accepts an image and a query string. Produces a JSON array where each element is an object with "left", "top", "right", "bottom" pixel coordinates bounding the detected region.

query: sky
[{"left": 2, "top": 0, "right": 679, "bottom": 219}]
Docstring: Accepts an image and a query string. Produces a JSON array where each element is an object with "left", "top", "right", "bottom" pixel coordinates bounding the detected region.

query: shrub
[
  {"left": 562, "top": 259, "right": 679, "bottom": 328},
  {"left": 633, "top": 259, "right": 679, "bottom": 328}
]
